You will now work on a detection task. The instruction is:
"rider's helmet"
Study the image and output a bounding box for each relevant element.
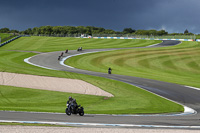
[69,96,72,100]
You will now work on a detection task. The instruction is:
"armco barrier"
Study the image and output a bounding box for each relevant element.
[89,37,196,41]
[0,35,22,47]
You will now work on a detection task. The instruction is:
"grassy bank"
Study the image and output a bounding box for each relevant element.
[0,37,183,114]
[0,36,161,52]
[66,41,200,88]
[0,33,12,43]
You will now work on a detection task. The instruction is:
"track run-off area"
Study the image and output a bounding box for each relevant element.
[1,40,200,129]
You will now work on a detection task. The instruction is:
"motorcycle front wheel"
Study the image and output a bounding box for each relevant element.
[65,108,71,116]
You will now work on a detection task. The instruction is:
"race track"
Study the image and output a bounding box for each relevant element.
[1,40,200,129]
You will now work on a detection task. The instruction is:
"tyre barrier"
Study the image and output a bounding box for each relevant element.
[0,35,22,47]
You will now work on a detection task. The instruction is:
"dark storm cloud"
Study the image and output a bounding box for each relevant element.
[0,0,200,33]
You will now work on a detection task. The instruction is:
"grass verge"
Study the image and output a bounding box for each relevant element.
[65,41,200,88]
[0,37,183,114]
[0,36,161,52]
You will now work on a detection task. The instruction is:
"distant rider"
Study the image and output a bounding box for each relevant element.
[67,96,73,109]
[61,52,64,56]
[72,99,78,109]
[58,55,61,60]
[67,96,73,105]
[67,96,77,110]
[108,67,112,74]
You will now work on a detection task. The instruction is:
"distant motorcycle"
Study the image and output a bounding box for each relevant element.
[108,69,111,74]
[77,47,82,51]
[58,55,61,60]
[65,103,84,116]
[108,67,112,74]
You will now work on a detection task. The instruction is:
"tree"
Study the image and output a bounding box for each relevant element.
[23,28,32,34]
[0,28,10,33]
[103,29,116,34]
[135,30,148,35]
[148,30,157,36]
[10,30,19,33]
[157,30,168,36]
[184,29,189,34]
[32,27,41,35]
[77,26,87,34]
[123,28,135,34]
[44,26,53,35]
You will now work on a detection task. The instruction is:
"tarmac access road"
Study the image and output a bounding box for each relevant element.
[1,40,200,129]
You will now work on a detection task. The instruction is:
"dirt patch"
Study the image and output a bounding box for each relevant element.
[0,72,113,97]
[0,126,199,133]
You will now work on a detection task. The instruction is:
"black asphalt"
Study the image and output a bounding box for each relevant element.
[1,40,200,128]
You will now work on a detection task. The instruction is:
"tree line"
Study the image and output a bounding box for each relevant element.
[0,26,195,36]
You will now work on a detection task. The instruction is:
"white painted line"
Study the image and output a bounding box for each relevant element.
[1,120,200,129]
[1,108,195,117]
[107,79,196,116]
[146,41,163,47]
[24,56,57,70]
[184,106,196,115]
[60,50,196,116]
[185,86,200,91]
[60,51,100,69]
[23,45,196,117]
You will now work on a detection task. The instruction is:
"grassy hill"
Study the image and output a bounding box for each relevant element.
[0,36,183,114]
[0,33,17,43]
[0,33,11,41]
[66,41,200,88]
[0,36,161,52]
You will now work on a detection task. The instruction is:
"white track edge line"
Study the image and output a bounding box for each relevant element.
[60,50,196,116]
[23,42,196,116]
[1,120,200,129]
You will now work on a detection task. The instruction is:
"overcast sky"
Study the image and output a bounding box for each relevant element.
[0,0,199,33]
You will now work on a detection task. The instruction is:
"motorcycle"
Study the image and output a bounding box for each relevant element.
[108,69,112,74]
[65,103,84,116]
[77,47,82,51]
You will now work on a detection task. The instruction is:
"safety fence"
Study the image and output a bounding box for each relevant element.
[0,34,17,43]
[26,34,198,40]
[31,34,82,37]
[92,34,196,39]
[82,36,199,42]
[0,35,22,47]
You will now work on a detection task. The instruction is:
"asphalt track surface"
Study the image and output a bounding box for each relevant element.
[1,40,200,129]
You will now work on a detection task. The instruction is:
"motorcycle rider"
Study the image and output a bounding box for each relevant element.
[65,49,68,53]
[66,96,73,108]
[58,55,61,60]
[61,52,64,56]
[108,67,112,74]
[65,96,84,116]
[72,98,78,109]
[67,96,78,111]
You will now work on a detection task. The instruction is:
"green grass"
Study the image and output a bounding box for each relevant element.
[0,82,183,114]
[0,36,183,114]
[0,33,11,42]
[66,41,200,88]
[0,33,10,39]
[196,35,200,39]
[0,36,161,52]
